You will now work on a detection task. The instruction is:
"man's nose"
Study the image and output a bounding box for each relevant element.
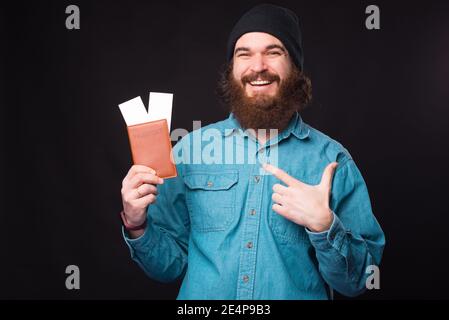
[249,54,268,73]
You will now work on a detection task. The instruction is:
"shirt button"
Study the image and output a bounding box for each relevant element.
[207,181,213,187]
[250,209,256,216]
[254,175,260,183]
[242,275,249,283]
[246,242,253,249]
[259,148,265,154]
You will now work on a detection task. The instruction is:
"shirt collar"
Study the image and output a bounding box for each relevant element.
[219,112,310,140]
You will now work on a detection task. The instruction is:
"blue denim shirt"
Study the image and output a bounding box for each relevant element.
[123,113,385,299]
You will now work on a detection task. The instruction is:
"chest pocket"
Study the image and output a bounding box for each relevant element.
[184,171,238,232]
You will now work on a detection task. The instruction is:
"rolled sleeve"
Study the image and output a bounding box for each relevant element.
[122,224,158,259]
[306,212,347,252]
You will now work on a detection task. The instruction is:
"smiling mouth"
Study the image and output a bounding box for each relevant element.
[249,80,273,86]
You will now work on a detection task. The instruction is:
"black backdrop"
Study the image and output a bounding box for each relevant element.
[1,0,448,299]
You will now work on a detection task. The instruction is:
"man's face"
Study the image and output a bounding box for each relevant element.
[218,31,310,132]
[232,32,293,99]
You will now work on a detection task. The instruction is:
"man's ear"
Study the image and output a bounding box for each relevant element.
[229,58,235,73]
[229,60,239,81]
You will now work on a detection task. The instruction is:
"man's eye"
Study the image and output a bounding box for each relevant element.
[267,51,282,56]
[237,53,250,58]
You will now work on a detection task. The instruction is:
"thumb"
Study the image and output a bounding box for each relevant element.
[320,162,338,191]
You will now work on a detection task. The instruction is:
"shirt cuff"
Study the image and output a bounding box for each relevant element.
[122,223,156,258]
[306,212,347,251]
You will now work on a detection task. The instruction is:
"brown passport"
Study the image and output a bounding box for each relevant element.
[126,119,177,179]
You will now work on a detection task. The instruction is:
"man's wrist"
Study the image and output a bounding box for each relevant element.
[120,210,148,231]
[308,209,334,233]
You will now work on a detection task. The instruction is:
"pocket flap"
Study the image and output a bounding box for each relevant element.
[184,171,238,190]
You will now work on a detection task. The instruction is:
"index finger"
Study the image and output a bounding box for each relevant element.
[263,163,298,187]
[124,165,156,183]
[129,173,163,189]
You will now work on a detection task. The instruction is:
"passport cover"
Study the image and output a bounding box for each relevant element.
[126,119,177,179]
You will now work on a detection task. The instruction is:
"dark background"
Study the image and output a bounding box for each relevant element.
[1,0,448,299]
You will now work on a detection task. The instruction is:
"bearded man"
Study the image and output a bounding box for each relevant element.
[119,4,385,299]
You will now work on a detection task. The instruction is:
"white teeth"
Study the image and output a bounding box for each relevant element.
[250,80,271,86]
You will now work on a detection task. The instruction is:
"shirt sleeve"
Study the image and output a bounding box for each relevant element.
[306,158,385,297]
[122,161,190,283]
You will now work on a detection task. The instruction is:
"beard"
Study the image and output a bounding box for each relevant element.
[217,64,307,131]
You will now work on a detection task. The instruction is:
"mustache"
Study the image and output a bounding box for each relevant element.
[241,71,280,84]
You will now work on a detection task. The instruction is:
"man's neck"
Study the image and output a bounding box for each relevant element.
[256,131,269,145]
[246,128,279,146]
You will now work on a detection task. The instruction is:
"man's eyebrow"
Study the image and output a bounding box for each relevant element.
[234,44,286,55]
[265,44,286,52]
[234,47,250,55]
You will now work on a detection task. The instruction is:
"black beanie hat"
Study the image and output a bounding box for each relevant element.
[227,4,304,70]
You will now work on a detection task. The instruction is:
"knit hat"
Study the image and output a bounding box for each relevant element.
[226,4,304,70]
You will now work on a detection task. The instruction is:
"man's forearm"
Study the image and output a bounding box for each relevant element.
[307,214,380,297]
